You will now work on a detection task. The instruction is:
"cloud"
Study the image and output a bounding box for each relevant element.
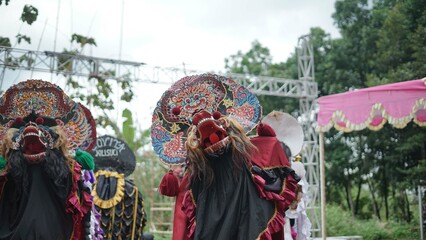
[1,0,339,68]
[0,0,340,130]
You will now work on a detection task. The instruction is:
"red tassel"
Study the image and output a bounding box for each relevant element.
[159,170,180,197]
[257,123,276,137]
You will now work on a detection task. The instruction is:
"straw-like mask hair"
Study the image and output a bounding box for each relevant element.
[186,115,256,188]
[3,118,72,195]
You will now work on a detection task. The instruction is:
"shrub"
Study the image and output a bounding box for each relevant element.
[326,204,420,240]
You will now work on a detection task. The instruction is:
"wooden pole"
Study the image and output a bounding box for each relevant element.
[319,131,326,239]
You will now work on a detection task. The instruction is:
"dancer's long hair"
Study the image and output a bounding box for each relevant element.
[186,116,257,188]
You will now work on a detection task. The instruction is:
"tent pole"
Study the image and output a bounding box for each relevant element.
[419,185,424,240]
[319,131,326,239]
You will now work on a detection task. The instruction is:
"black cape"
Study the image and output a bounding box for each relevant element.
[190,153,276,240]
[0,164,73,240]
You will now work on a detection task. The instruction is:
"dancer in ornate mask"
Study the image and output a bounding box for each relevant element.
[152,73,299,240]
[0,80,101,240]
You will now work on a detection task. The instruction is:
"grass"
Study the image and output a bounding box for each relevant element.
[326,204,421,240]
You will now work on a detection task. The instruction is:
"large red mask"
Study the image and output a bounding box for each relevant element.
[11,114,58,163]
[192,110,229,155]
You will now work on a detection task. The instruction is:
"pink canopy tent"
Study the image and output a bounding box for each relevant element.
[318,78,426,132]
[316,78,426,239]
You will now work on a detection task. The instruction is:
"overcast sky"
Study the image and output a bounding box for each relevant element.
[0,0,340,130]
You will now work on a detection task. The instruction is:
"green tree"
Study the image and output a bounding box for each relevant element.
[224,40,299,115]
[321,0,426,223]
[373,0,426,81]
[331,0,378,90]
[225,40,272,76]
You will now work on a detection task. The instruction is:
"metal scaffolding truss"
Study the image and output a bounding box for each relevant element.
[0,46,317,99]
[297,35,321,237]
[0,46,145,82]
[0,37,320,236]
[227,73,317,99]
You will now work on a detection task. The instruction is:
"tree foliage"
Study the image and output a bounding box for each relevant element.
[0,2,37,47]
[225,40,272,76]
[0,0,10,6]
[71,34,97,48]
[20,4,38,25]
[0,37,11,47]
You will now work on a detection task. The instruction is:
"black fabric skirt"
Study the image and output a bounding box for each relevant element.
[190,154,276,240]
[0,164,73,240]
